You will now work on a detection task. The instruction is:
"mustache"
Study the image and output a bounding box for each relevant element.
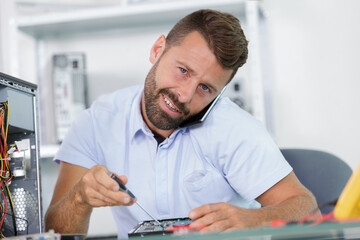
[159,89,190,115]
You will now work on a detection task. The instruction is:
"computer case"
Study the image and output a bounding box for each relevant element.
[0,72,42,237]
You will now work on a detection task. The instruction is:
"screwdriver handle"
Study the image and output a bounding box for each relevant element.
[110,173,137,203]
[108,172,163,228]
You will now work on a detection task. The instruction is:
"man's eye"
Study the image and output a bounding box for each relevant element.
[200,84,209,91]
[179,67,188,74]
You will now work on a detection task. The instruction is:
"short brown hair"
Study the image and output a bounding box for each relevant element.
[166,9,248,81]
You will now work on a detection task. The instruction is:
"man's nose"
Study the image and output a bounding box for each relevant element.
[177,81,197,103]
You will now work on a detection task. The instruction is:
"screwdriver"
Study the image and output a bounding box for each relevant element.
[108,172,164,228]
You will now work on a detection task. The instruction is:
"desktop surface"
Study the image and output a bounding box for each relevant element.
[90,220,360,240]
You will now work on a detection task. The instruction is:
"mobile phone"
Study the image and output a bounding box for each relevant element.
[179,85,227,128]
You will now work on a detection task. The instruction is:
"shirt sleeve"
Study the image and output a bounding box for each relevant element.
[201,98,293,202]
[223,130,293,201]
[54,109,99,169]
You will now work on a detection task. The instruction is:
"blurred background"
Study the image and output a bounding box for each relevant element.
[1,0,359,237]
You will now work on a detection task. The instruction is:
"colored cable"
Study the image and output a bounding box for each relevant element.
[4,182,17,235]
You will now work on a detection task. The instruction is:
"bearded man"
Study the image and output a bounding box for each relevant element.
[45,9,317,239]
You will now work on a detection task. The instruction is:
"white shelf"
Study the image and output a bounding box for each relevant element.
[17,0,247,37]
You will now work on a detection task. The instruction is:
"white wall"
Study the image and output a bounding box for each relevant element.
[262,0,360,170]
[18,31,37,84]
[0,0,20,77]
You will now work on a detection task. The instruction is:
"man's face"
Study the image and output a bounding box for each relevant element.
[142,31,233,134]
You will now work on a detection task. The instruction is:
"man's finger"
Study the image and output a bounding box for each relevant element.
[108,174,128,191]
[87,167,133,205]
[189,203,218,219]
[190,210,227,229]
[95,184,133,205]
[117,175,128,185]
[93,167,119,191]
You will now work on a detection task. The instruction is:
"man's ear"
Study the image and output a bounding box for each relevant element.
[150,35,166,64]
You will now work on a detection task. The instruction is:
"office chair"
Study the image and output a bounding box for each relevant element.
[280,149,353,214]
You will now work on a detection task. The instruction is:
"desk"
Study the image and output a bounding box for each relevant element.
[113,221,360,240]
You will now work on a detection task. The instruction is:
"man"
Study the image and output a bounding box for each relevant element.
[45,9,317,238]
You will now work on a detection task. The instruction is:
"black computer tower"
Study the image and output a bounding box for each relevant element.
[0,72,42,237]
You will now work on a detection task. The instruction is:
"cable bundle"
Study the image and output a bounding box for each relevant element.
[0,102,17,237]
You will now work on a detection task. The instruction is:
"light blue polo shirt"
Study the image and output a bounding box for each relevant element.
[55,85,292,239]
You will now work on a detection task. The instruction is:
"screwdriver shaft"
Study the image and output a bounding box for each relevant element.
[108,172,163,228]
[135,202,163,227]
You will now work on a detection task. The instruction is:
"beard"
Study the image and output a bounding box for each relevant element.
[143,61,194,130]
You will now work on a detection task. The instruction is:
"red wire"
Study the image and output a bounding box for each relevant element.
[0,142,3,158]
[4,173,13,183]
[0,181,7,228]
[0,141,4,177]
[297,211,336,225]
[270,211,338,228]
[0,110,6,176]
[0,125,5,158]
[1,112,6,158]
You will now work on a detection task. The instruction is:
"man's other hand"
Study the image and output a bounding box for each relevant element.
[187,172,318,233]
[188,203,263,233]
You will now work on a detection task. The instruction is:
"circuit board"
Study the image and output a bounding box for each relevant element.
[128,218,195,237]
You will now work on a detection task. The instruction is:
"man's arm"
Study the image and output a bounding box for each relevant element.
[188,171,318,232]
[45,162,132,233]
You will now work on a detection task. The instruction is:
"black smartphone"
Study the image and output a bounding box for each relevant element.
[179,85,227,128]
